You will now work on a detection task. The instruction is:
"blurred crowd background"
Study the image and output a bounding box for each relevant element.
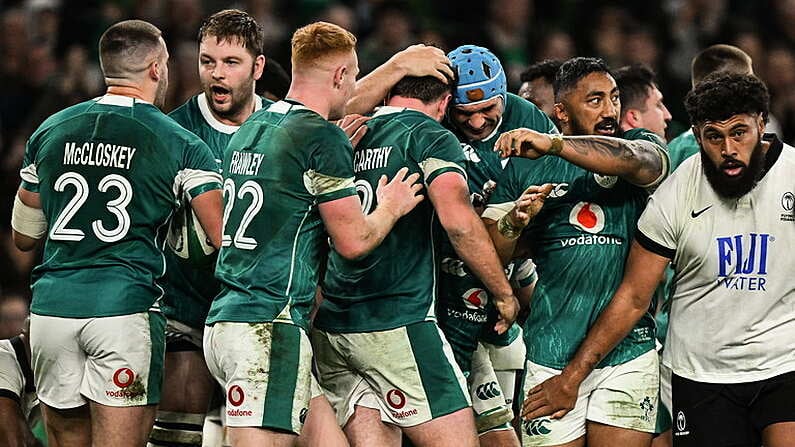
[1,0,793,338]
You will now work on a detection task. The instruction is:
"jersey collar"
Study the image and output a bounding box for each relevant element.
[373,106,407,117]
[197,93,263,135]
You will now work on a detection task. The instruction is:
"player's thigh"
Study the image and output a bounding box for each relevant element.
[479,426,521,447]
[586,350,658,436]
[586,420,652,447]
[296,383,349,447]
[90,401,157,446]
[521,359,590,446]
[203,321,313,435]
[402,407,478,447]
[80,311,166,408]
[159,349,215,413]
[226,426,296,447]
[29,314,87,409]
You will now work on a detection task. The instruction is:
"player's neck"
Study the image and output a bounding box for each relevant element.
[285,81,332,120]
[387,97,441,121]
[106,85,154,104]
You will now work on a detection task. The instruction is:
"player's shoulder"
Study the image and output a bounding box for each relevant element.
[503,93,557,132]
[167,94,200,127]
[30,98,98,139]
[241,101,348,148]
[621,127,667,149]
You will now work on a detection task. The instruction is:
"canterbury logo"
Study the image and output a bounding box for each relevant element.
[523,418,552,436]
[475,381,501,400]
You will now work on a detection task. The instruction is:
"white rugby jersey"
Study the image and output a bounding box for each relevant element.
[637,134,795,383]
[0,337,38,419]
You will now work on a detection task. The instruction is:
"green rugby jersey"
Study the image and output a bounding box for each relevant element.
[314,106,467,333]
[484,128,668,369]
[447,93,558,201]
[161,93,270,329]
[438,94,557,350]
[20,94,222,318]
[667,129,698,171]
[206,100,357,331]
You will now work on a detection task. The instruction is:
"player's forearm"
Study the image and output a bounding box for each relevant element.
[339,206,400,260]
[483,218,521,266]
[558,136,666,186]
[191,190,223,249]
[345,61,405,115]
[446,213,514,300]
[562,284,652,384]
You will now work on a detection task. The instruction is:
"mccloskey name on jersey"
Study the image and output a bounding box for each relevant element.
[228,151,265,176]
[354,146,392,172]
[63,141,136,169]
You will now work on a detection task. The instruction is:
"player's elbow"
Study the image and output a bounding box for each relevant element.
[12,231,38,252]
[334,240,371,261]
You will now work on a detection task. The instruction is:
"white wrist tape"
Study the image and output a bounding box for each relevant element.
[11,195,47,239]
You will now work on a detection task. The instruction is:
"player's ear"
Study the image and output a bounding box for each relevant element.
[439,93,452,117]
[333,64,346,89]
[692,126,702,145]
[148,60,161,82]
[554,102,567,124]
[253,55,266,81]
[625,109,641,128]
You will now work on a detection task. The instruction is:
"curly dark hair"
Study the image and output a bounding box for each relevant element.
[198,9,264,57]
[684,73,769,127]
[553,57,611,102]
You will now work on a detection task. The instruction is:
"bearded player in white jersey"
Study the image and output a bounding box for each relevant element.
[523,72,795,447]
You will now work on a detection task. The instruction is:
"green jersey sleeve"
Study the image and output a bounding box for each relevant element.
[306,129,356,203]
[414,123,467,185]
[180,139,223,201]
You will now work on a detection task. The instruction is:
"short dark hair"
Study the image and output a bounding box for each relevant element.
[613,64,658,113]
[520,59,562,84]
[256,59,290,99]
[554,57,611,102]
[198,9,264,57]
[685,73,769,127]
[99,20,163,78]
[389,75,454,104]
[691,44,753,86]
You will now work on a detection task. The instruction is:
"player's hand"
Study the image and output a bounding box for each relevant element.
[521,373,580,421]
[391,44,454,84]
[376,167,424,219]
[336,114,371,148]
[509,184,554,228]
[493,293,519,334]
[494,128,553,159]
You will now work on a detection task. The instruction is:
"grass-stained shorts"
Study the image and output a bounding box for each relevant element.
[203,321,313,435]
[312,321,470,428]
[30,311,165,409]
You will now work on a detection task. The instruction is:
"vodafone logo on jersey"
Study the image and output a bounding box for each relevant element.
[228,385,245,406]
[227,385,253,417]
[386,389,406,409]
[569,202,605,234]
[462,288,489,310]
[113,368,135,388]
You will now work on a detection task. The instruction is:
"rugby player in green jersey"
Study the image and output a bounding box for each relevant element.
[11,20,223,447]
[313,69,521,447]
[202,22,423,447]
[150,10,269,447]
[485,57,669,447]
[345,44,559,444]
